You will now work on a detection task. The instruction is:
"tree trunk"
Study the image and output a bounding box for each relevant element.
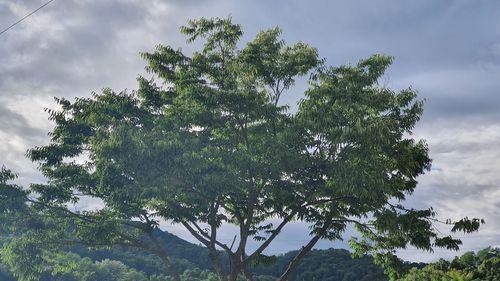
[208,246,228,281]
[145,231,182,281]
[229,254,241,281]
[242,267,255,281]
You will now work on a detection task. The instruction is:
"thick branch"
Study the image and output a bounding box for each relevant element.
[181,221,210,247]
[182,221,229,281]
[277,233,322,281]
[244,214,293,264]
[238,194,256,254]
[190,220,232,253]
[277,221,332,281]
[145,231,181,281]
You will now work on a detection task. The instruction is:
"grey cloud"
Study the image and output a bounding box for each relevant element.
[1,0,500,261]
[431,139,500,155]
[391,64,500,122]
[224,1,500,122]
[0,102,47,185]
[0,102,45,139]
[1,1,153,94]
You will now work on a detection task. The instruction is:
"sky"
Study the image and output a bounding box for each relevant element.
[1,0,499,263]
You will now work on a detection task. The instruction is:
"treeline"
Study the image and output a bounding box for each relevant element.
[1,229,497,280]
[251,248,387,281]
[0,251,219,281]
[0,230,387,281]
[0,249,387,281]
[397,247,499,281]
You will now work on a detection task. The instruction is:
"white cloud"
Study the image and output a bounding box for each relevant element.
[1,0,499,262]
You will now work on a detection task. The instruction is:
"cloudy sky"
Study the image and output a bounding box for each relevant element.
[1,0,499,262]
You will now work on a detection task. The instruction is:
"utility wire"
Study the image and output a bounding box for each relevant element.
[0,0,56,36]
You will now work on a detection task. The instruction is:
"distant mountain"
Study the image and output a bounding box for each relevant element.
[71,229,216,275]
[66,230,389,280]
[1,230,390,280]
[251,248,388,281]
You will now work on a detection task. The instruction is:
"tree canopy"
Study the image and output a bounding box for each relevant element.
[0,17,483,281]
[397,247,500,281]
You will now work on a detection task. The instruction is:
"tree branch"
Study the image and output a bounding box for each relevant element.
[244,214,293,264]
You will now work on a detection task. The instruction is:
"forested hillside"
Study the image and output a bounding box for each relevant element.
[251,248,388,281]
[397,247,500,281]
[0,230,388,281]
[2,230,498,280]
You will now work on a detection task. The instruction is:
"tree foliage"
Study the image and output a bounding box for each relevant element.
[398,247,500,281]
[0,17,483,281]
[0,237,391,281]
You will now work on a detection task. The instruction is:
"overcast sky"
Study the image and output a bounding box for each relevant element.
[1,0,499,263]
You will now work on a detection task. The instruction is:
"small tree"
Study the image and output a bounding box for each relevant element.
[0,17,483,281]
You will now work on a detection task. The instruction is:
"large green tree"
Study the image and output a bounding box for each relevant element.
[0,17,483,281]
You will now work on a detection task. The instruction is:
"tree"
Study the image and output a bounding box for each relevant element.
[397,265,449,281]
[0,17,483,281]
[397,247,500,281]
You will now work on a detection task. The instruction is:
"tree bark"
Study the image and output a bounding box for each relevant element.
[242,267,255,281]
[229,254,241,281]
[181,221,231,281]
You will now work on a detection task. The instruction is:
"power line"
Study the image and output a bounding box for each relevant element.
[0,0,56,36]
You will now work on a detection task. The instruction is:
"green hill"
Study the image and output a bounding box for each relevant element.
[0,230,390,280]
